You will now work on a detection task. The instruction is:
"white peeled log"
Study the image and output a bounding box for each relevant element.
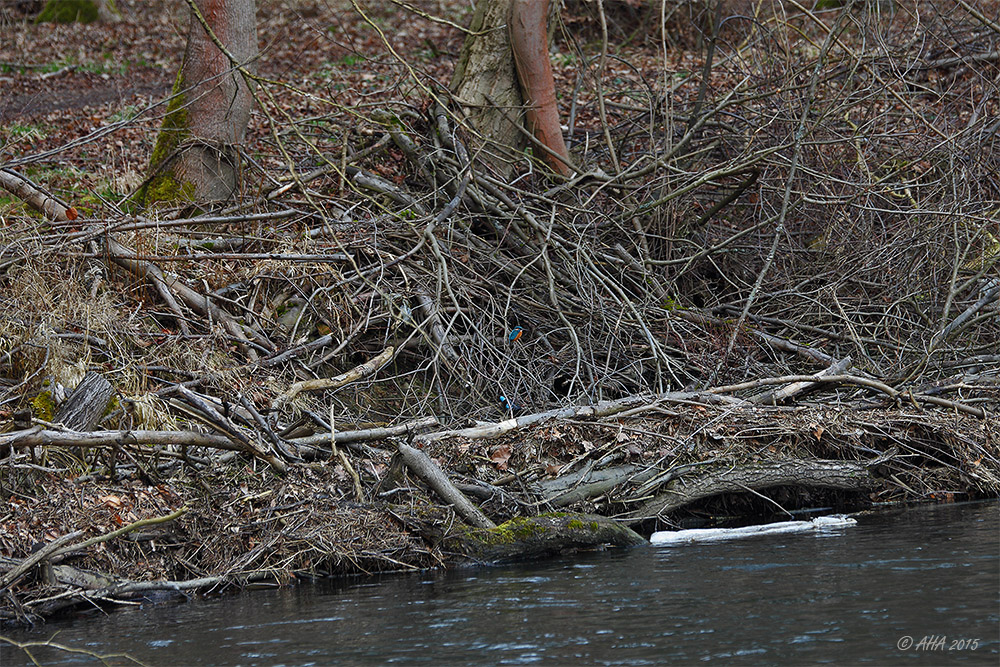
[650,515,857,545]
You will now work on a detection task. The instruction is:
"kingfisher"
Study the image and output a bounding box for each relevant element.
[507,326,524,343]
[500,394,524,414]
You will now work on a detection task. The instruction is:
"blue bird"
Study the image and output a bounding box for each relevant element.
[500,395,524,414]
[508,326,524,343]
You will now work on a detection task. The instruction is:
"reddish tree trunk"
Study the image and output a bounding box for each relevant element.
[509,0,571,176]
[143,0,258,205]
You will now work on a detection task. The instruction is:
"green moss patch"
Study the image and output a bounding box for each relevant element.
[36,0,100,24]
[139,70,194,206]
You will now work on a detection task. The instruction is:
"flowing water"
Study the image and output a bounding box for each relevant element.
[2,501,998,665]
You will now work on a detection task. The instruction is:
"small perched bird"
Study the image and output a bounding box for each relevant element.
[508,326,524,343]
[500,394,524,414]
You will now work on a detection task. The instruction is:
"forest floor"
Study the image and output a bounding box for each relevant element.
[1,0,999,628]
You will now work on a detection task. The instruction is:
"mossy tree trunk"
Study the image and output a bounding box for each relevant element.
[451,0,564,178]
[142,0,258,206]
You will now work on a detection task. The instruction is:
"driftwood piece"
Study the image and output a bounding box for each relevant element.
[290,416,439,447]
[48,564,125,589]
[54,372,115,431]
[397,441,496,529]
[273,345,395,408]
[533,464,653,508]
[444,512,645,563]
[420,390,744,443]
[625,458,878,523]
[752,356,853,405]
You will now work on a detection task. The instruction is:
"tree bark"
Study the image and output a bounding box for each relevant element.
[35,0,120,23]
[509,0,571,176]
[142,0,258,206]
[625,459,876,523]
[451,0,522,177]
[451,0,563,177]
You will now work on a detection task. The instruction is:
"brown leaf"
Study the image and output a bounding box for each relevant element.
[100,494,123,508]
[491,445,512,471]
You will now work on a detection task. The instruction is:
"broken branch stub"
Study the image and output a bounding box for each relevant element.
[54,371,115,432]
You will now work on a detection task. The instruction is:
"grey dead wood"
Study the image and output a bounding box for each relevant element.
[54,371,115,431]
[397,441,496,529]
[624,458,879,524]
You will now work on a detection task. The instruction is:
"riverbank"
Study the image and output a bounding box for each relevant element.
[3,398,997,626]
[4,500,997,665]
[2,0,999,628]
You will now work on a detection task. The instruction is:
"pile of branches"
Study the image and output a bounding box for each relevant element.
[0,0,998,624]
[1,1,997,423]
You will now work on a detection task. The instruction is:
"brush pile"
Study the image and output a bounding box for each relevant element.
[1,0,998,624]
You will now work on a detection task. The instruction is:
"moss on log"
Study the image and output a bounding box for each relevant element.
[445,512,646,563]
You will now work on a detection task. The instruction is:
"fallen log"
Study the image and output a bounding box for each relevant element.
[624,458,880,523]
[0,167,78,221]
[397,441,496,529]
[444,512,645,563]
[0,427,239,450]
[532,464,655,508]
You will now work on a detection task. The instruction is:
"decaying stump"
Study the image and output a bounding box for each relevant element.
[54,371,115,431]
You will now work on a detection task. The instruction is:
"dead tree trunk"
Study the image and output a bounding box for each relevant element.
[141,0,258,206]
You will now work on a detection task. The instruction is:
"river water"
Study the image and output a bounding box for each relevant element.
[2,501,998,665]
